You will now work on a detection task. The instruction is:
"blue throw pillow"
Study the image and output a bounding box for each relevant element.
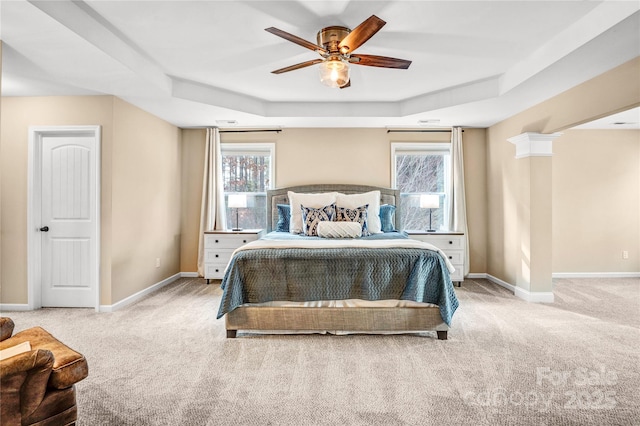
[336,204,370,237]
[301,203,336,236]
[276,204,290,232]
[379,204,396,232]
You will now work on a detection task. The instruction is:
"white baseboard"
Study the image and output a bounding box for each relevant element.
[514,287,554,303]
[465,273,554,302]
[465,273,487,280]
[3,273,201,313]
[553,272,640,279]
[486,274,517,293]
[0,303,32,312]
[466,273,516,292]
[180,272,199,278]
[99,272,182,312]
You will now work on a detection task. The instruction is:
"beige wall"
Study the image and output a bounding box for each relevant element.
[0,95,181,306]
[179,127,488,274]
[222,128,393,187]
[110,98,182,303]
[486,57,640,286]
[553,129,639,273]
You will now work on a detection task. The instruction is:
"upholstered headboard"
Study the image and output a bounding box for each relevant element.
[266,184,401,232]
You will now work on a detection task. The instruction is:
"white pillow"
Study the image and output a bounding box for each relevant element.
[317,221,362,238]
[335,191,382,233]
[288,191,338,233]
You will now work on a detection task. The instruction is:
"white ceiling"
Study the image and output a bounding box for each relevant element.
[1,0,639,129]
[572,106,640,130]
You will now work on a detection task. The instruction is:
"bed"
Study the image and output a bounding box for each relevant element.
[217,184,458,340]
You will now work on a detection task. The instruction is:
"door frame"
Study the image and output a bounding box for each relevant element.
[28,125,101,311]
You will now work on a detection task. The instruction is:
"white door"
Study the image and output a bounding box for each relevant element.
[39,132,99,307]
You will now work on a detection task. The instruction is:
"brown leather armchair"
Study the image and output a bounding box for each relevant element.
[0,317,89,426]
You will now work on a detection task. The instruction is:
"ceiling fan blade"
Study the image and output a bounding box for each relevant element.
[349,54,411,69]
[339,80,351,89]
[265,27,328,55]
[271,59,324,74]
[338,15,386,54]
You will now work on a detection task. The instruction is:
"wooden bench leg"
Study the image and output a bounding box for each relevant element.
[226,330,237,338]
[436,330,447,340]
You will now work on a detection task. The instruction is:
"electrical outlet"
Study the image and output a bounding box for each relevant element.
[155,258,160,268]
[622,251,629,260]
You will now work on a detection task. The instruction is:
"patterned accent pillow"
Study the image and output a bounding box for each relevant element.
[336,191,381,233]
[379,204,396,232]
[288,191,338,233]
[275,204,290,232]
[301,203,336,236]
[336,204,369,237]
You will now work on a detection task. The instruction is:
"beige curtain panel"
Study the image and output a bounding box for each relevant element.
[449,126,470,276]
[197,128,227,277]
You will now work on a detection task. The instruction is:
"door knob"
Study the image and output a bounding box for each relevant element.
[40,226,49,232]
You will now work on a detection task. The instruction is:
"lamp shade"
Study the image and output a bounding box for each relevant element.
[227,194,247,209]
[420,194,439,209]
[319,59,350,88]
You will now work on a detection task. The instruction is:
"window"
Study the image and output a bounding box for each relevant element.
[221,143,275,230]
[391,143,451,231]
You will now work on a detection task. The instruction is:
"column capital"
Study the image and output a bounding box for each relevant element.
[507,132,562,159]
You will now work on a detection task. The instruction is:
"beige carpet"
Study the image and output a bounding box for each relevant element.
[5,277,639,425]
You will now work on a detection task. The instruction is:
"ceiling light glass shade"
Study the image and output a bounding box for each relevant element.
[319,59,350,88]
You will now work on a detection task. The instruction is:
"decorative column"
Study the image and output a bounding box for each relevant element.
[507,132,562,302]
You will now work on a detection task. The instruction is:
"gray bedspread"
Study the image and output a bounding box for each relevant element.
[217,238,459,325]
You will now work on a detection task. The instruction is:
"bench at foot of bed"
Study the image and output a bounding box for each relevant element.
[224,306,449,340]
[226,328,447,339]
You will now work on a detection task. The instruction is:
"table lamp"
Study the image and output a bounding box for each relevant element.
[420,194,439,232]
[227,194,247,231]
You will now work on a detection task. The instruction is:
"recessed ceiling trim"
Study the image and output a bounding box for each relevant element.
[171,73,501,119]
[266,100,402,117]
[28,0,172,94]
[400,75,501,116]
[500,2,640,95]
[171,77,267,116]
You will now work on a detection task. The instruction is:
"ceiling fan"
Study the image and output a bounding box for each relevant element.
[265,15,411,89]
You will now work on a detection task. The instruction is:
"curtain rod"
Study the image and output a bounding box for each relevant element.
[219,129,282,133]
[386,129,463,133]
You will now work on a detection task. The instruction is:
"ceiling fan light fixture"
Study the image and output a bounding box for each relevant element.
[319,59,350,88]
[266,15,409,88]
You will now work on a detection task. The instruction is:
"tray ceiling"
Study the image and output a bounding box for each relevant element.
[1,1,638,128]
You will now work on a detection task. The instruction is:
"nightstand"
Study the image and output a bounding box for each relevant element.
[407,231,465,286]
[203,229,264,283]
